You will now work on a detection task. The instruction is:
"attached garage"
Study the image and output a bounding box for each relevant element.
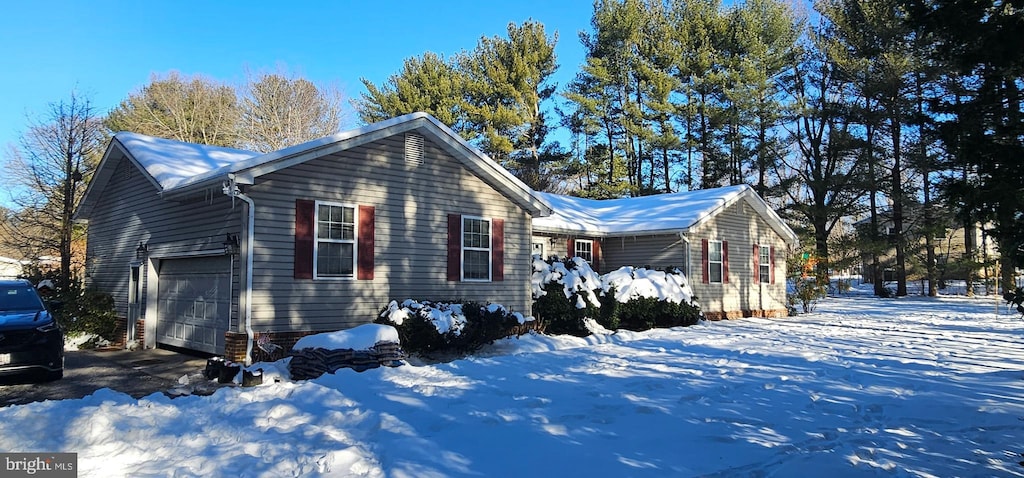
[156,257,232,354]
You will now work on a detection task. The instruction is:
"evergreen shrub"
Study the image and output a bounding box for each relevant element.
[376,300,538,357]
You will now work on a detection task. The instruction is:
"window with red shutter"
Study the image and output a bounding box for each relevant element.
[294,199,314,279]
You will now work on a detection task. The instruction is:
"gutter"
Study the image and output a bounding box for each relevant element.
[223,174,255,365]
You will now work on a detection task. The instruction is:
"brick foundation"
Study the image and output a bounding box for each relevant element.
[703,309,788,321]
[112,316,145,348]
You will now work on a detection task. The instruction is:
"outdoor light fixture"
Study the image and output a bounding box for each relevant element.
[135,241,148,259]
[223,234,240,256]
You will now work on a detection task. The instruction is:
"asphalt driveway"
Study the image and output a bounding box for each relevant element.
[0,347,211,407]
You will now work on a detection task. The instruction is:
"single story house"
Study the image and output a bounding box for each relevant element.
[76,113,550,362]
[76,112,798,361]
[532,186,799,319]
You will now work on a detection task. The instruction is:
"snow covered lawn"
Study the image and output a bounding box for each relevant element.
[2,294,1024,477]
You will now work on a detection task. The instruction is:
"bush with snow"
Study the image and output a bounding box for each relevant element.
[532,257,611,335]
[376,300,537,356]
[532,256,702,335]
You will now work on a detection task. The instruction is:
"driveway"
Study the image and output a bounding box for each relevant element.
[0,348,211,407]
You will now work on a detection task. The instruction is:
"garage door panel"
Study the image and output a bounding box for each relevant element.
[157,257,230,354]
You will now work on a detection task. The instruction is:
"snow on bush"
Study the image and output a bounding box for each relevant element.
[377,299,537,356]
[532,256,697,308]
[382,299,468,335]
[532,256,602,308]
[602,266,694,305]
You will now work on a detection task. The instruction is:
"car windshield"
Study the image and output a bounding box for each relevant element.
[0,285,45,312]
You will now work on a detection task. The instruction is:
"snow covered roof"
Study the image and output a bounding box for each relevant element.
[534,185,798,245]
[113,132,259,190]
[76,113,552,220]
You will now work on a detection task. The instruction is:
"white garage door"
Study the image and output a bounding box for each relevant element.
[157,257,231,354]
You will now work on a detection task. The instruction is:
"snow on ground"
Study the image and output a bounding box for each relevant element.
[3,294,1024,477]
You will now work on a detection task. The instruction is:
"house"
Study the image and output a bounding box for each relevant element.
[75,113,551,362]
[76,112,800,361]
[531,186,799,319]
[855,208,999,285]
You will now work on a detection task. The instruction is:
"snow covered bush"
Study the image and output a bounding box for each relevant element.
[604,267,701,330]
[376,300,537,356]
[532,257,702,335]
[532,257,613,336]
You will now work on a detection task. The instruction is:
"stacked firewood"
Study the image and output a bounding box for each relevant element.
[289,342,405,380]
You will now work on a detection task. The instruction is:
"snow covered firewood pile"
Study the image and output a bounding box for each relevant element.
[288,324,405,380]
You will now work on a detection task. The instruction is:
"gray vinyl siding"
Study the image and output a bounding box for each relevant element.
[532,234,567,260]
[84,152,242,336]
[244,134,533,332]
[531,198,789,315]
[601,235,687,271]
[688,199,788,314]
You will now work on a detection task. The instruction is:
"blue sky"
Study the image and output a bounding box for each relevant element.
[0,0,594,151]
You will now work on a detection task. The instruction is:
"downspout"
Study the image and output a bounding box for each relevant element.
[223,175,255,365]
[678,232,691,279]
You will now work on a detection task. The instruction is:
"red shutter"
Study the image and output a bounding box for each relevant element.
[357,205,375,280]
[723,240,730,283]
[770,246,776,284]
[753,244,760,284]
[294,199,315,279]
[701,239,709,284]
[592,238,602,273]
[447,214,461,281]
[491,218,504,281]
[567,237,575,259]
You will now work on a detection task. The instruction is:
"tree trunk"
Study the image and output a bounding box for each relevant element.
[866,119,884,296]
[891,110,908,297]
[918,75,937,297]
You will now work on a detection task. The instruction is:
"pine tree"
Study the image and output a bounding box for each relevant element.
[461,20,559,189]
[356,52,468,130]
[818,0,923,296]
[909,0,1024,290]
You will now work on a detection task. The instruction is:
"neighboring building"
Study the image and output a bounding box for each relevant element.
[532,186,799,319]
[856,209,998,284]
[0,256,26,280]
[75,113,551,362]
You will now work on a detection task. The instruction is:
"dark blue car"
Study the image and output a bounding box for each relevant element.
[0,280,63,380]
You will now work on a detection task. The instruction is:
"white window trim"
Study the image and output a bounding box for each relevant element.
[574,239,594,264]
[532,242,545,258]
[758,244,771,284]
[708,240,724,284]
[313,200,358,280]
[461,215,491,282]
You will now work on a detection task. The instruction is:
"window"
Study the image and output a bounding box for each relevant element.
[315,202,356,278]
[574,239,593,263]
[708,240,724,283]
[759,245,771,283]
[532,242,545,258]
[463,217,491,280]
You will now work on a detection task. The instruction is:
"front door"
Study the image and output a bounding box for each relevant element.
[127,263,142,343]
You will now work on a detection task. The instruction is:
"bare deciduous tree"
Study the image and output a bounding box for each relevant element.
[239,69,345,153]
[106,71,240,147]
[1,92,106,287]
